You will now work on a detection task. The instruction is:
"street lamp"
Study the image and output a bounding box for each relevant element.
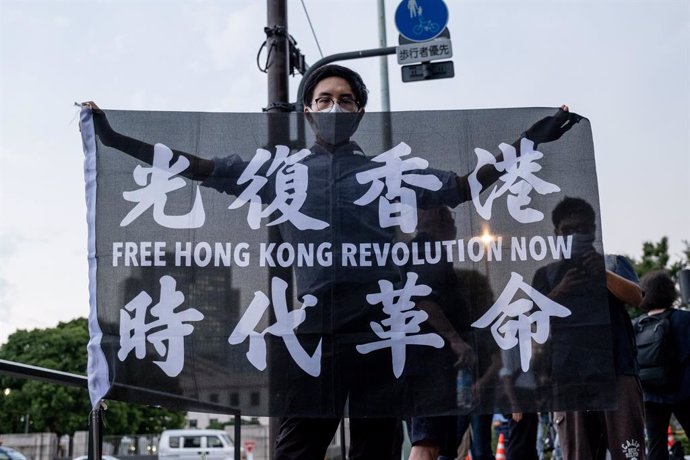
[480,230,495,247]
[480,226,496,279]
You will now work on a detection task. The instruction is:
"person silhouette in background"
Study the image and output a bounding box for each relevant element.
[635,270,690,460]
[532,197,645,460]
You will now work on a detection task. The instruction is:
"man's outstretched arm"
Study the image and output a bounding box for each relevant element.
[455,105,582,201]
[81,101,215,181]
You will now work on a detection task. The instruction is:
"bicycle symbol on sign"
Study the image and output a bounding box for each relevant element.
[413,17,440,36]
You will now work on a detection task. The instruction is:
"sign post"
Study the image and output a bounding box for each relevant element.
[394,0,449,43]
[394,0,454,82]
[401,60,454,82]
[396,38,452,65]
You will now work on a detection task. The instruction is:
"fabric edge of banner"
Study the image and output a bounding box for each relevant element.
[80,108,111,408]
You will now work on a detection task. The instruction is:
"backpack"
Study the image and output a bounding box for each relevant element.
[633,310,677,391]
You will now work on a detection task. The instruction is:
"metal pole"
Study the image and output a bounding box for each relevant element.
[88,404,103,460]
[377,0,391,112]
[234,415,242,460]
[267,0,290,112]
[377,0,394,151]
[266,1,290,457]
[679,269,690,305]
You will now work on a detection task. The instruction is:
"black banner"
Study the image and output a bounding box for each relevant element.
[80,108,614,417]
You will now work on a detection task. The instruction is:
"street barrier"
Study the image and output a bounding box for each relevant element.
[0,359,243,460]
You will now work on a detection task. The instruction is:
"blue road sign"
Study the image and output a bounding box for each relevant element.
[395,0,449,42]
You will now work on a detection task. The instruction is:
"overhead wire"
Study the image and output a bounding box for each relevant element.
[300,0,324,59]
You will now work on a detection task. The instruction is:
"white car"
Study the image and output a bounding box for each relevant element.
[72,456,119,460]
[0,447,28,460]
[158,429,244,460]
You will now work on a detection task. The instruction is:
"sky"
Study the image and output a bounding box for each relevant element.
[0,0,688,346]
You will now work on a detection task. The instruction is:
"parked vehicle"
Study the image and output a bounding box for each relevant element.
[158,429,244,460]
[72,455,120,460]
[73,456,119,460]
[0,447,27,460]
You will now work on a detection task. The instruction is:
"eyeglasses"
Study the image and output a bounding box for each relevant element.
[310,96,360,113]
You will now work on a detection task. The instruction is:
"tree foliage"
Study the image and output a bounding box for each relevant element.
[0,318,185,436]
[629,237,690,280]
[669,240,690,279]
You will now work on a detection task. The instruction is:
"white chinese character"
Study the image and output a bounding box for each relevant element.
[355,142,442,233]
[228,145,328,230]
[228,276,321,376]
[118,275,204,377]
[471,272,571,372]
[121,143,206,228]
[356,272,444,378]
[469,138,560,223]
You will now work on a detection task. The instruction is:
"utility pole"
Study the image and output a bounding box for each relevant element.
[377,0,394,151]
[265,0,290,455]
[266,0,289,113]
[377,0,391,112]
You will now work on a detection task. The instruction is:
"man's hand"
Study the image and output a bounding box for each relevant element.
[549,267,589,299]
[79,101,119,146]
[450,337,476,369]
[581,250,605,276]
[523,105,583,147]
[80,101,103,113]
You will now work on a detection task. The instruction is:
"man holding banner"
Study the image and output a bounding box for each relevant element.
[81,64,585,460]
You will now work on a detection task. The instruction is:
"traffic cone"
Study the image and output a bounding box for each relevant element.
[668,425,674,448]
[496,433,506,460]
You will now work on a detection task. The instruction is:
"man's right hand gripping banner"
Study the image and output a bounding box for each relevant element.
[80,107,615,417]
